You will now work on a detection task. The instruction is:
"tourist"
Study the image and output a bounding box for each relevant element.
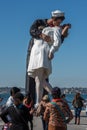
[61,94,71,104]
[36,95,50,130]
[6,87,20,107]
[0,92,30,130]
[27,10,71,108]
[72,92,84,125]
[44,87,73,130]
[23,92,34,130]
[61,94,67,102]
[0,87,21,130]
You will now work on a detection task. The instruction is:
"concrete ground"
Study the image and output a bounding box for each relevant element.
[0,111,87,130]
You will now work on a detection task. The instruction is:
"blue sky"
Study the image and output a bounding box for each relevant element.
[0,0,87,88]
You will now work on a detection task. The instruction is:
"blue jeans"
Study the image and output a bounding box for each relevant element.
[74,107,82,118]
[40,115,48,130]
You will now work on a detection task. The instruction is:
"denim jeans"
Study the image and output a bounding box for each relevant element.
[40,115,48,130]
[74,107,82,118]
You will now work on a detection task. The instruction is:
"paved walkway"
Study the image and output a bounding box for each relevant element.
[34,116,87,130]
[0,112,87,130]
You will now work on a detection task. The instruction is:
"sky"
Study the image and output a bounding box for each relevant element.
[0,0,87,88]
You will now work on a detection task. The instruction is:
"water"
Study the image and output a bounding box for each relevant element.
[0,92,10,106]
[0,92,87,110]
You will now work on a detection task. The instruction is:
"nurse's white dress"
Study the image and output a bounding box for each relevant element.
[27,26,62,78]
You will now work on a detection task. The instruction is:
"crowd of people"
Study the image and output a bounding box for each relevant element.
[0,86,87,130]
[0,86,74,130]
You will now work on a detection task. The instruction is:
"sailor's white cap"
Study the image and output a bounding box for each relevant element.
[51,10,65,17]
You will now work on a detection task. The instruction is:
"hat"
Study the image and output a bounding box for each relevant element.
[51,10,65,17]
[42,95,49,101]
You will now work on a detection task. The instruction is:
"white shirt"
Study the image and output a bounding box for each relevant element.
[6,96,14,107]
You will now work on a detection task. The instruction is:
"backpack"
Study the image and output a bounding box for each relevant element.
[73,99,83,108]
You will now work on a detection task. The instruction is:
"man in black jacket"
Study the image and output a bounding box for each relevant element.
[0,93,30,130]
[25,19,54,104]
